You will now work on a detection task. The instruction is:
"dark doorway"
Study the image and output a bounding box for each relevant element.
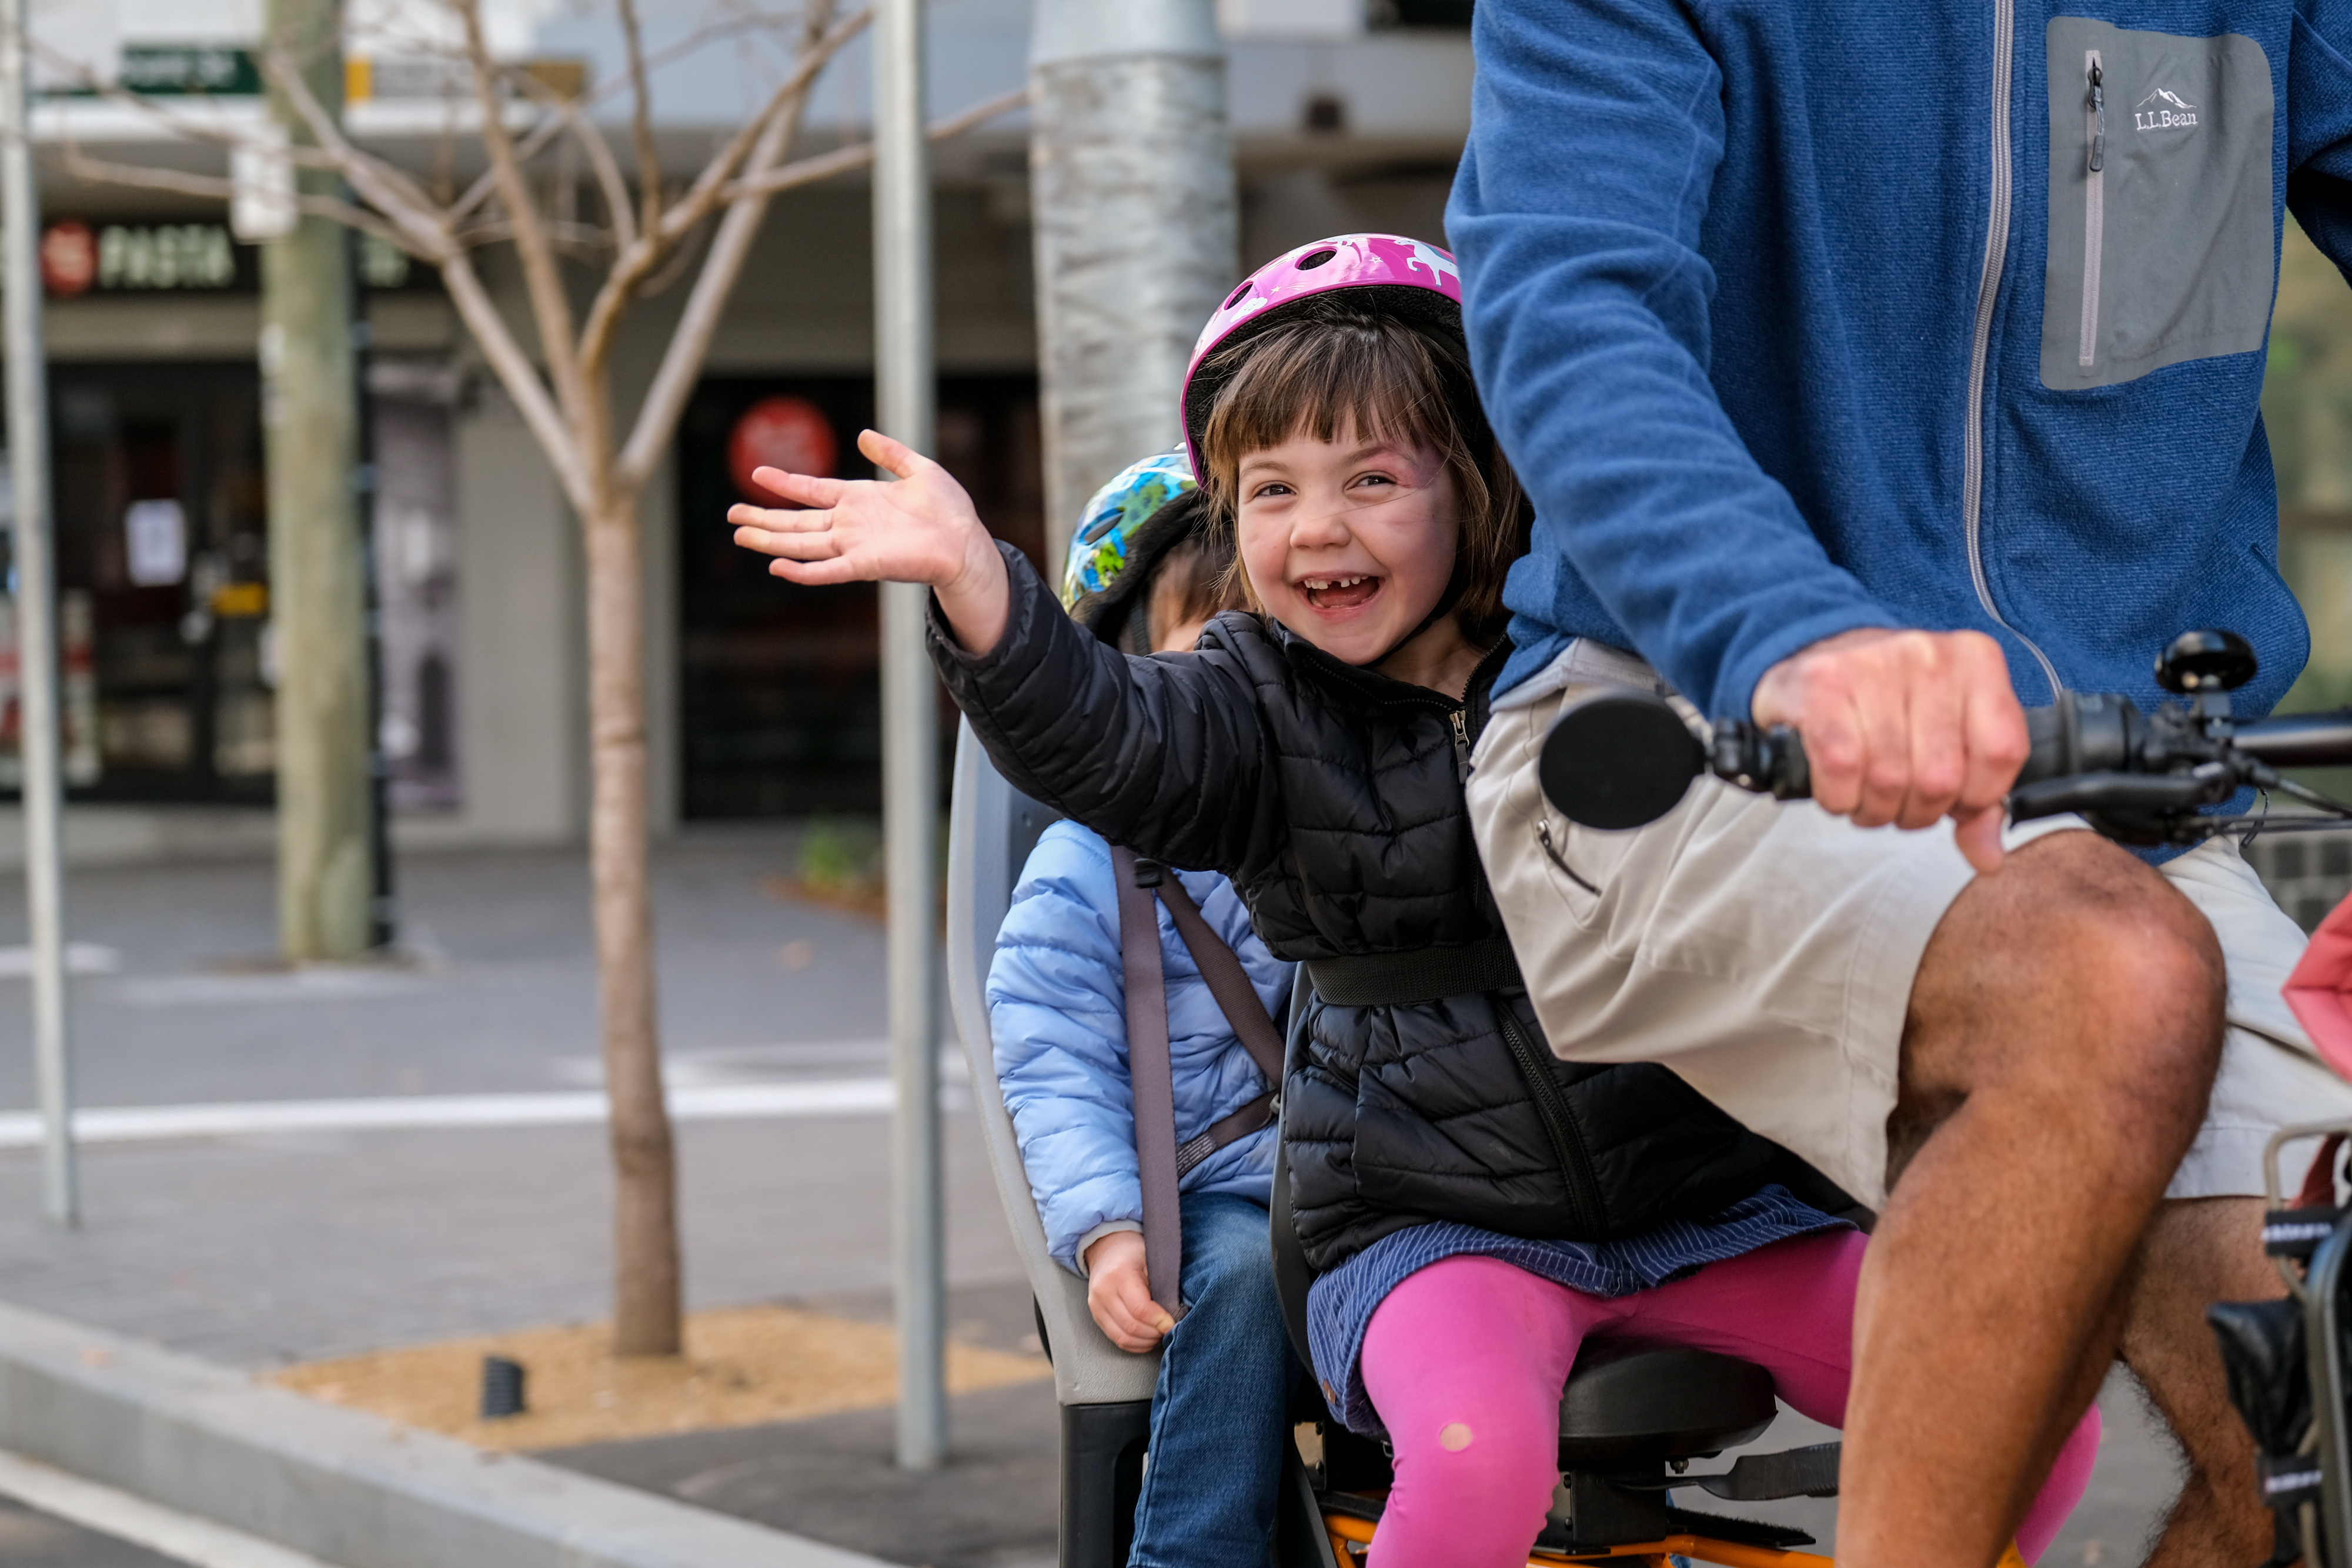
[677,375,1045,818]
[45,362,273,804]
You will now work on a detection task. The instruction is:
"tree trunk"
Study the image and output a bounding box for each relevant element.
[1030,0,1234,564]
[582,483,680,1358]
[265,0,373,961]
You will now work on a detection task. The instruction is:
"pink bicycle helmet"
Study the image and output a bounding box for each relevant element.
[1180,232,1464,480]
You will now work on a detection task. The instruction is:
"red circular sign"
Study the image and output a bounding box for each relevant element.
[39,221,95,297]
[728,396,837,505]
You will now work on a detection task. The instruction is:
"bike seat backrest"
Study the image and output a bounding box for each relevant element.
[946,723,1162,1408]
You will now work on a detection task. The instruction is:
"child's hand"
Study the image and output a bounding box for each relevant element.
[1083,1230,1175,1353]
[729,428,1013,654]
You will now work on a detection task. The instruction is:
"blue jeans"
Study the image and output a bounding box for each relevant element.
[1128,1191,1302,1568]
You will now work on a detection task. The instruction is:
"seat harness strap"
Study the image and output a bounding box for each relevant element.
[1110,845,1283,1317]
[1304,937,1523,1006]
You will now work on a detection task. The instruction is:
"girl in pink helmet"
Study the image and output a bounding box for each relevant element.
[730,235,2096,1567]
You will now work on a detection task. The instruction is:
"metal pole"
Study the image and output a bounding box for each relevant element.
[349,250,393,952]
[1030,0,1233,565]
[875,0,944,1473]
[1,0,76,1229]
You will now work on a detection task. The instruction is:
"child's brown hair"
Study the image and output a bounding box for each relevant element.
[1196,306,1531,646]
[1144,525,1241,649]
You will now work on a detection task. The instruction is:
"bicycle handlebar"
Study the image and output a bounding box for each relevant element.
[1536,632,2352,848]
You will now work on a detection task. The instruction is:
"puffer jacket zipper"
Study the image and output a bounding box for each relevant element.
[1496,1002,1604,1236]
[2079,52,2105,369]
[1961,0,2063,698]
[1279,629,1605,1231]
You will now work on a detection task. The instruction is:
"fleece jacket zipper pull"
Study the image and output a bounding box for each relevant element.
[2087,59,2104,172]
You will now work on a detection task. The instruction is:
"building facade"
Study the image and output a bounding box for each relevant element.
[11,0,1474,861]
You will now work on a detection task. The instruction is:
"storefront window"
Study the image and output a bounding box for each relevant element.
[677,375,1044,818]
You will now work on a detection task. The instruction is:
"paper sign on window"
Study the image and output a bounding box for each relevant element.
[124,499,187,586]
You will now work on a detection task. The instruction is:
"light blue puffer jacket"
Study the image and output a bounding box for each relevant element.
[988,819,1292,1274]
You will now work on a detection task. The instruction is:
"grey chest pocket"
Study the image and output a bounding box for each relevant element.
[2040,19,2274,390]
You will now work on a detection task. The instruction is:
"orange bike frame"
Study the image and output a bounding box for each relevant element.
[1321,1509,2032,1568]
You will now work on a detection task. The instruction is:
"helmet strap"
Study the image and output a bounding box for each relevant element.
[1372,555,1469,667]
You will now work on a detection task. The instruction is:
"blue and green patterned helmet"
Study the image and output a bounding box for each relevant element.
[1060,447,1198,614]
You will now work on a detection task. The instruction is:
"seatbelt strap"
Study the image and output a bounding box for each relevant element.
[1154,875,1286,1083]
[1110,845,1284,1318]
[1112,846,1187,1319]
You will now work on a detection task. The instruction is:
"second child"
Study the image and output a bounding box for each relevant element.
[990,450,1300,1567]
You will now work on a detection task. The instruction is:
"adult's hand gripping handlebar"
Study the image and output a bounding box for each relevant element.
[1536,630,2352,848]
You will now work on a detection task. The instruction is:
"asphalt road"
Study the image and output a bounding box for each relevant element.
[0,1496,184,1568]
[0,833,2227,1564]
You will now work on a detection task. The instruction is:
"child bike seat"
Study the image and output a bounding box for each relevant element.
[1554,1340,1776,1466]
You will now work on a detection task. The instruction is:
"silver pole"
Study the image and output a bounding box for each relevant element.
[0,0,75,1229]
[875,0,944,1472]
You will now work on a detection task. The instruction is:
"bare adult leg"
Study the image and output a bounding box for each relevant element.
[1836,831,2227,1568]
[2117,1197,2280,1567]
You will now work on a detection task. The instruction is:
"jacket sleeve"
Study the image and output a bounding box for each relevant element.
[930,542,1279,879]
[2288,6,2352,278]
[987,823,1146,1274]
[1446,0,1900,721]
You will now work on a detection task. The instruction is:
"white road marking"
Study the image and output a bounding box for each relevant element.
[0,944,121,977]
[112,969,426,1006]
[0,1448,338,1567]
[0,1078,900,1149]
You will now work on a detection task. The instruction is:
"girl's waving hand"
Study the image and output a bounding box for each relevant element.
[729,427,1013,654]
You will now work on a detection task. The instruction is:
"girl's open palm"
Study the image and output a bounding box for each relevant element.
[729,427,1012,653]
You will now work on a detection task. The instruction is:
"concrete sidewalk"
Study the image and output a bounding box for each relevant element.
[0,834,1055,1566]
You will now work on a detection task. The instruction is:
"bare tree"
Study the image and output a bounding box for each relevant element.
[58,0,1021,1356]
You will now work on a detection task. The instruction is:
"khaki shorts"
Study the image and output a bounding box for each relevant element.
[1466,639,2352,1208]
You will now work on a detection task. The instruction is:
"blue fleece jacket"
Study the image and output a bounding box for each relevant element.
[987,821,1292,1273]
[1449,0,2352,723]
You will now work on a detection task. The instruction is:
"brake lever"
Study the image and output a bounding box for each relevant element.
[2007,769,2233,825]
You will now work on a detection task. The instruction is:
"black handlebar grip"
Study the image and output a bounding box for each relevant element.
[1537,686,2179,832]
[1710,723,1810,800]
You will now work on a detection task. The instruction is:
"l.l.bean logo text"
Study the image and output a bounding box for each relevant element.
[2134,86,2199,132]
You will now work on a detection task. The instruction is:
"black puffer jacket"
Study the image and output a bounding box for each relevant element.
[936,546,1799,1272]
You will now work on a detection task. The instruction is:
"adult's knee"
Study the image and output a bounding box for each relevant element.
[2035,838,2224,1104]
[1913,833,2223,1133]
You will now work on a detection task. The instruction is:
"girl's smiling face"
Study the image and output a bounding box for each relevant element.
[1235,422,1460,668]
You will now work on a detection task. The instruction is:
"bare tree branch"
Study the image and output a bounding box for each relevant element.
[440,252,593,513]
[636,207,715,298]
[265,46,462,262]
[453,0,591,444]
[614,0,664,244]
[25,37,353,178]
[439,4,827,232]
[648,5,868,252]
[503,71,636,254]
[723,85,1028,202]
[59,142,412,252]
[455,215,614,252]
[620,0,864,486]
[574,2,866,379]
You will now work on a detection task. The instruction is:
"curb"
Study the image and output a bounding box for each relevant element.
[0,1298,892,1568]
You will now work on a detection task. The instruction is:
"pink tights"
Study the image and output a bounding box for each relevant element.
[1358,1234,2100,1567]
